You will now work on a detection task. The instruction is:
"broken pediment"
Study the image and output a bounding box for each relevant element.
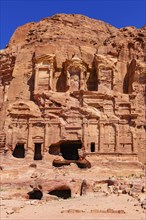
[35,54,56,66]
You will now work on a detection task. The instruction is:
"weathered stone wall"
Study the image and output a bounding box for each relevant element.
[0,14,145,163]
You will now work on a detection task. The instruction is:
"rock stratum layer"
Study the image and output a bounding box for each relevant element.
[0,14,145,163]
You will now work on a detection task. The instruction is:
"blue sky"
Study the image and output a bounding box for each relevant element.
[0,0,146,49]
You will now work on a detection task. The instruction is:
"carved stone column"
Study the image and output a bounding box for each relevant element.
[115,124,119,152]
[82,118,88,151]
[44,123,49,151]
[99,123,104,152]
[131,130,137,153]
[27,123,33,151]
[60,124,66,139]
[12,125,17,151]
[24,143,27,152]
[80,70,84,90]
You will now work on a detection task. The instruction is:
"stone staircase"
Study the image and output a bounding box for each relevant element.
[0,132,6,153]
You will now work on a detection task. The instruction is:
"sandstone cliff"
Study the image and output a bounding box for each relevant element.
[0,14,145,163]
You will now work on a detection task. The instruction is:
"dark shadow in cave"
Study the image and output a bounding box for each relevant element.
[27,188,43,200]
[12,143,25,158]
[28,188,43,200]
[60,140,82,160]
[49,189,71,199]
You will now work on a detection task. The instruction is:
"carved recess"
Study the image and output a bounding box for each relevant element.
[34,54,56,94]
[63,54,89,92]
[95,55,114,91]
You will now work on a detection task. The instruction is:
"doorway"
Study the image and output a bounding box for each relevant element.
[13,143,25,158]
[34,143,42,160]
[90,142,95,152]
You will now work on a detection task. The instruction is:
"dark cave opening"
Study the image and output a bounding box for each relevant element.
[48,189,71,199]
[60,140,82,160]
[12,143,25,158]
[28,189,43,200]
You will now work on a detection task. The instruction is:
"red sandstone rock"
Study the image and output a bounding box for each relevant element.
[0,13,145,165]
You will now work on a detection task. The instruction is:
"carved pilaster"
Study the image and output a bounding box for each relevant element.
[115,124,119,152]
[99,123,104,152]
[12,125,17,151]
[82,118,88,150]
[60,124,66,139]
[131,129,137,153]
[80,70,84,90]
[44,123,49,151]
[27,123,33,150]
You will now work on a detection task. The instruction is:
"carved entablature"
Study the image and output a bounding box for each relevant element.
[64,54,89,92]
[34,54,56,93]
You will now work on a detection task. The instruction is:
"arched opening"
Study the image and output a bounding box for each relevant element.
[28,188,43,200]
[48,188,71,199]
[34,143,42,160]
[60,140,82,160]
[13,143,25,158]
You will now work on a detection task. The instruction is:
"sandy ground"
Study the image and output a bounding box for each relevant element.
[0,154,146,220]
[1,193,146,220]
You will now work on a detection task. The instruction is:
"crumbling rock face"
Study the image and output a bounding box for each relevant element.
[0,14,145,163]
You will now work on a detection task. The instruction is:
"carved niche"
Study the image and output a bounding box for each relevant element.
[119,124,133,153]
[64,54,88,92]
[98,65,113,90]
[123,59,136,94]
[95,55,114,90]
[102,124,116,153]
[34,54,56,93]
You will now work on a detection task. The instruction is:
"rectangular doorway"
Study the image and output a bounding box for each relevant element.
[34,143,42,160]
[90,142,95,152]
